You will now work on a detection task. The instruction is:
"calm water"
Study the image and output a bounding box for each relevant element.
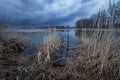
[23,29,120,53]
[24,29,81,53]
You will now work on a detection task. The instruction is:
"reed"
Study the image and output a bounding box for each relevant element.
[77,30,120,80]
[20,0,120,80]
[37,29,61,64]
[76,1,120,79]
[27,29,62,80]
[0,25,28,58]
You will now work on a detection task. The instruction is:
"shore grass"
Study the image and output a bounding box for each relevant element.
[37,30,61,64]
[0,27,120,80]
[24,30,63,80]
[76,30,120,80]
[25,1,120,79]
[0,0,120,79]
[0,26,29,80]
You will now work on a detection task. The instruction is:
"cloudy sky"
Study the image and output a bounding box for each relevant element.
[0,0,119,26]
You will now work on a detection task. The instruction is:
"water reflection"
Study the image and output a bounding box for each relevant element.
[75,29,120,42]
[24,29,120,53]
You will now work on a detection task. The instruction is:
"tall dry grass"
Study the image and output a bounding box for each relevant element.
[77,1,120,79]
[37,30,61,64]
[0,25,28,58]
[20,0,120,80]
[26,30,62,80]
[0,25,29,80]
[78,30,120,80]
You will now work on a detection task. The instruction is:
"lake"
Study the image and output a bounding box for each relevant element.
[23,29,81,53]
[20,29,120,54]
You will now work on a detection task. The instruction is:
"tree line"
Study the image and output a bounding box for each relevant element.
[75,1,120,29]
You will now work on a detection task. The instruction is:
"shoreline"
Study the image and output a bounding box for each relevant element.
[13,28,120,33]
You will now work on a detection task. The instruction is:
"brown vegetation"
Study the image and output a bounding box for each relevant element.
[75,30,120,80]
[23,1,120,80]
[0,0,120,80]
[0,25,29,80]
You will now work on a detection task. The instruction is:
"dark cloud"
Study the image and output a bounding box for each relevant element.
[0,0,119,27]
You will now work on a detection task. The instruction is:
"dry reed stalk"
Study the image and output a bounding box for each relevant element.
[37,29,61,65]
[75,1,120,79]
[21,0,120,80]
[0,26,28,57]
[27,29,64,80]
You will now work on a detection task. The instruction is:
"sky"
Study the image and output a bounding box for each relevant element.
[0,0,119,27]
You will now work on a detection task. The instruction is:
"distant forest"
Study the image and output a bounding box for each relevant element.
[75,1,120,29]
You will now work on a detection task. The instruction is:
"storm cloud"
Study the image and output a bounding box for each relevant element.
[0,0,119,26]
